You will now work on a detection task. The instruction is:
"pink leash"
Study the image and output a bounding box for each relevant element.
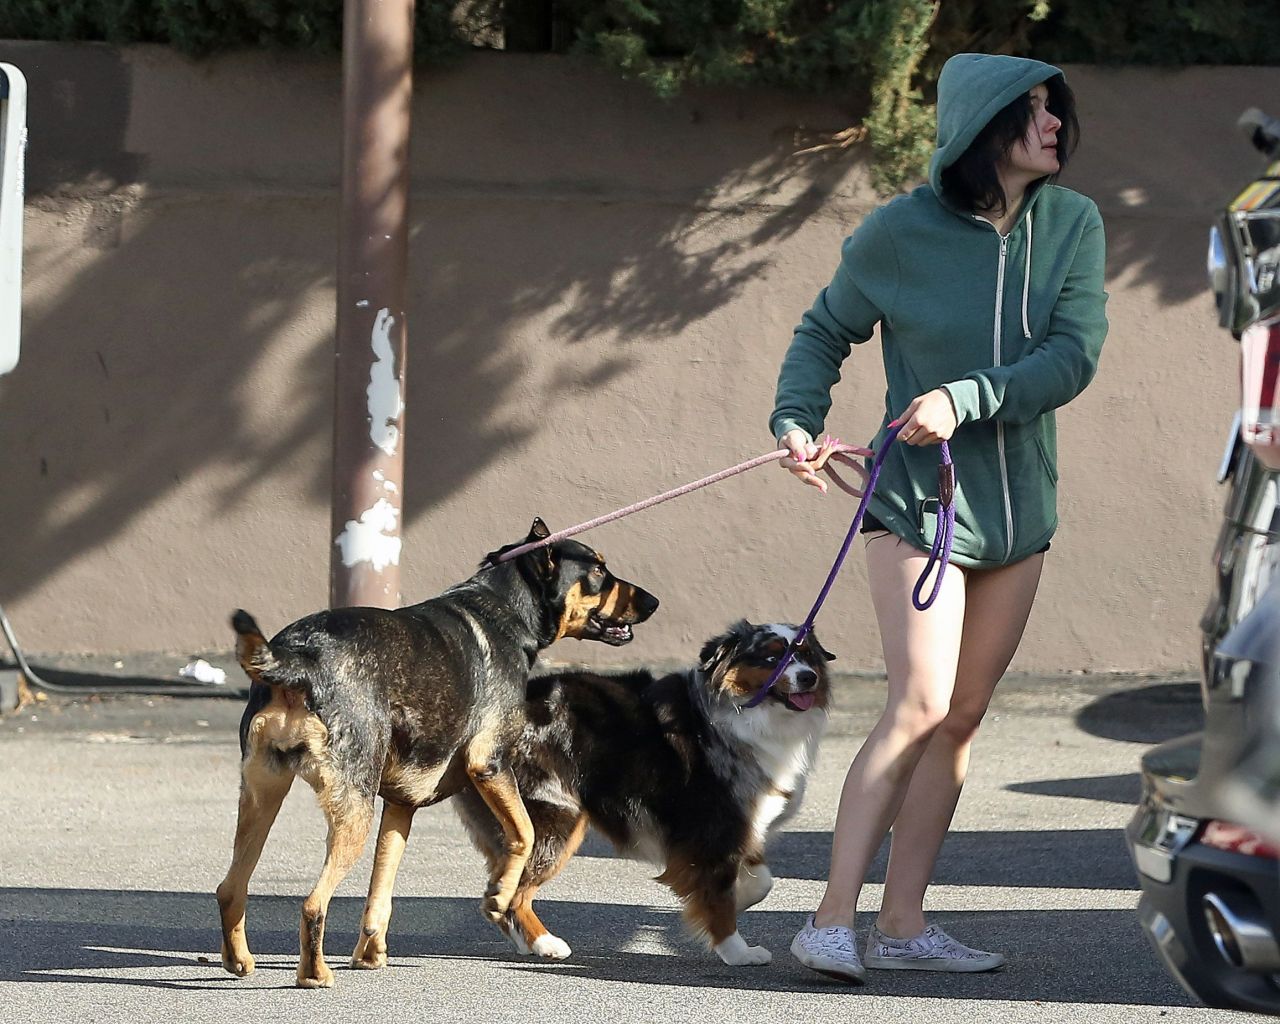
[495,438,868,563]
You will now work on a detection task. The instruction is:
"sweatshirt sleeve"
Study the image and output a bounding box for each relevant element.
[941,203,1109,428]
[770,211,897,442]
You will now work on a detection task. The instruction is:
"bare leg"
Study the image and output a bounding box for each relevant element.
[352,801,416,969]
[877,552,1044,937]
[216,760,294,977]
[812,535,967,928]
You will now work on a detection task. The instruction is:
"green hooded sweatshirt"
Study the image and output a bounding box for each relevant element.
[770,53,1109,569]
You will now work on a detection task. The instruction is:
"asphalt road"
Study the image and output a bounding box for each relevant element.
[0,669,1257,1024]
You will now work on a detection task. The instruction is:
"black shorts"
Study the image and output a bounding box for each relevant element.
[860,512,1050,554]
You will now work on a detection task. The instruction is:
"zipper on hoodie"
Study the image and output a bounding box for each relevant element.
[976,216,1016,563]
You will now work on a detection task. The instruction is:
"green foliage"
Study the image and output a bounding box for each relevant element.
[0,0,1275,191]
[0,0,154,42]
[560,0,1277,191]
[0,0,472,63]
[1031,0,1280,66]
[151,0,339,55]
[855,1,938,196]
[565,0,914,94]
[560,0,952,192]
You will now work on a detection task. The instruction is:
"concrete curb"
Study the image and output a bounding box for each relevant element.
[0,668,20,713]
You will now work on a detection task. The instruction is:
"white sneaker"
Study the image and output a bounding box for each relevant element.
[864,923,1004,973]
[790,915,867,984]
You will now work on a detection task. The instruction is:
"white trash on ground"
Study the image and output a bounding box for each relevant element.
[178,659,227,685]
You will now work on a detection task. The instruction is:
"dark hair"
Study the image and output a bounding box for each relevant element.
[940,75,1079,215]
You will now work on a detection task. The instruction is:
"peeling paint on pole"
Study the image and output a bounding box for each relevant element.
[335,496,402,571]
[368,307,404,457]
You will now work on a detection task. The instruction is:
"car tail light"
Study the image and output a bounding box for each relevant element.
[1202,819,1280,859]
[1241,318,1280,469]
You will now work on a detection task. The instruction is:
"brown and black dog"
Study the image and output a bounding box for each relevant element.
[215,519,658,988]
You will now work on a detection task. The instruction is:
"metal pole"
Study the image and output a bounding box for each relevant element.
[331,0,415,610]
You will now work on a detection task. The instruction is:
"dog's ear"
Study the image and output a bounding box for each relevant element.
[808,628,837,662]
[698,633,729,672]
[699,619,751,673]
[525,518,554,577]
[481,518,554,572]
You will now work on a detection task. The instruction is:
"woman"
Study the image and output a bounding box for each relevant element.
[771,53,1108,982]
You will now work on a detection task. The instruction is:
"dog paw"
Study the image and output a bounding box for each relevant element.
[296,963,336,989]
[735,864,775,911]
[480,895,508,924]
[220,943,255,977]
[530,934,572,960]
[724,944,771,966]
[351,929,388,970]
[714,932,772,966]
[350,949,387,970]
[221,954,255,977]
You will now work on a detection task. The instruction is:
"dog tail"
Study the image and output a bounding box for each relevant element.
[231,609,311,692]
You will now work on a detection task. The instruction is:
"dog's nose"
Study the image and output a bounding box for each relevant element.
[636,589,660,619]
[796,669,818,688]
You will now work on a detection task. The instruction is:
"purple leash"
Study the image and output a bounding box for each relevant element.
[742,422,956,708]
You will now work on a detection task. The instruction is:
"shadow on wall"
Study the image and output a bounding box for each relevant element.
[0,44,868,610]
[0,45,1231,617]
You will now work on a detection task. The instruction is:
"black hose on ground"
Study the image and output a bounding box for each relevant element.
[0,603,244,698]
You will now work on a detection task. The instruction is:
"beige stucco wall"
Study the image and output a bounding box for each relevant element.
[0,41,1275,674]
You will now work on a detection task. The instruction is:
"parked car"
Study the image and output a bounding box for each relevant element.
[1126,109,1280,1013]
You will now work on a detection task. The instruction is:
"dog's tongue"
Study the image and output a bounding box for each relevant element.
[786,691,817,711]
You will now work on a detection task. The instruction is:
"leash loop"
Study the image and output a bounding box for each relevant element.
[910,450,957,611]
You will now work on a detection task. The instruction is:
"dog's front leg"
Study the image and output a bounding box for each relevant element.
[466,761,535,921]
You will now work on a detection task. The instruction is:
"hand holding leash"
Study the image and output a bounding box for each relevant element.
[779,430,873,495]
[893,388,958,446]
[809,435,872,498]
[777,429,825,492]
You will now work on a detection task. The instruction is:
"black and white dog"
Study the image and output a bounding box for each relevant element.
[456,620,834,965]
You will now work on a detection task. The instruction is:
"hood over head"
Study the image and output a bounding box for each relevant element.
[928,53,1064,200]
